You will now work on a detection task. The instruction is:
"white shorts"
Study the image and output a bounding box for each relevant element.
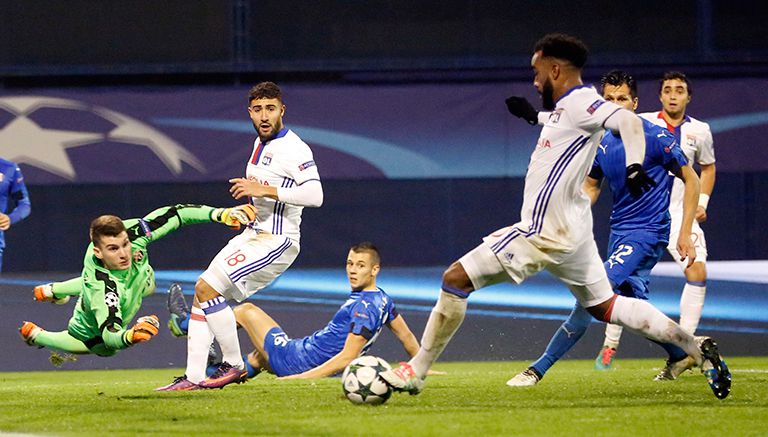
[667,214,708,269]
[460,226,613,308]
[200,228,299,302]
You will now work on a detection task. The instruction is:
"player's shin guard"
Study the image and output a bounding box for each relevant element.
[410,289,468,378]
[680,281,706,334]
[608,295,701,363]
[200,296,244,370]
[185,307,213,383]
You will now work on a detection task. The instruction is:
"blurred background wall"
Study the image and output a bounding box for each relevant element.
[1,0,767,271]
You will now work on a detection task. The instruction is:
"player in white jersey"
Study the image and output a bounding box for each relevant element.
[641,71,714,335]
[158,82,324,391]
[597,72,716,368]
[380,34,731,400]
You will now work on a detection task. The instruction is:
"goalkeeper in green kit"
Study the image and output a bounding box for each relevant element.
[20,203,256,357]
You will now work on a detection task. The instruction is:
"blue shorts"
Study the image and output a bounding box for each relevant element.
[604,231,666,300]
[263,327,314,377]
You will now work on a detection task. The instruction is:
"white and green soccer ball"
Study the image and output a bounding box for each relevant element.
[342,355,393,405]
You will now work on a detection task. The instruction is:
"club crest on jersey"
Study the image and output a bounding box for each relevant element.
[298,160,316,171]
[587,99,605,114]
[685,135,698,148]
[261,153,273,166]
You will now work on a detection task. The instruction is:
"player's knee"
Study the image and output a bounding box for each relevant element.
[194,278,220,301]
[233,302,257,321]
[442,261,474,294]
[685,262,707,282]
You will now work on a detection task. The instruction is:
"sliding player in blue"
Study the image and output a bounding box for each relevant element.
[506,70,727,395]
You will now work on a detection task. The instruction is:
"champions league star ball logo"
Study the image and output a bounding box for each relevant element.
[0,96,205,181]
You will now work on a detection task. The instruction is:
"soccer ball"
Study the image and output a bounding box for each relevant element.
[342,355,393,405]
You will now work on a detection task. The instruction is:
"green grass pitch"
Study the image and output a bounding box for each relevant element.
[1,357,766,436]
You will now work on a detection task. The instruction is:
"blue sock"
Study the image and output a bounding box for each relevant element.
[651,340,688,362]
[530,303,593,378]
[243,355,259,378]
[179,316,189,334]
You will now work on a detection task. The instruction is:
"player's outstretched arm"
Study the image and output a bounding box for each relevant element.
[33,277,83,304]
[675,164,701,266]
[697,163,716,223]
[280,333,367,379]
[387,315,420,358]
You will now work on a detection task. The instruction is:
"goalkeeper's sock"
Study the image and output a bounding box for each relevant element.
[410,289,467,378]
[200,296,244,369]
[185,307,213,384]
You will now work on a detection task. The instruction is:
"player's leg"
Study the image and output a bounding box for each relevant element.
[232,302,280,377]
[509,302,592,386]
[197,232,298,388]
[20,323,91,354]
[383,229,544,393]
[670,222,708,334]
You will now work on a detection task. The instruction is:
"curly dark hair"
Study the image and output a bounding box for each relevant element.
[533,33,589,69]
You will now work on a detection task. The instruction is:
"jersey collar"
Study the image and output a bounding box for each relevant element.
[556,84,592,105]
[657,111,690,133]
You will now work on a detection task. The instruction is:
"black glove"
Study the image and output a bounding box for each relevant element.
[625,163,657,197]
[505,96,538,125]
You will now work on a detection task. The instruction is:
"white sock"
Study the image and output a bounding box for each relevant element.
[609,295,701,363]
[201,296,244,369]
[185,307,213,383]
[680,282,706,334]
[410,290,468,378]
[603,323,623,350]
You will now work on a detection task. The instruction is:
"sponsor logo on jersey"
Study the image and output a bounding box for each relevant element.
[138,219,153,238]
[298,160,316,171]
[536,137,552,149]
[587,99,605,114]
[262,152,273,166]
[354,311,369,319]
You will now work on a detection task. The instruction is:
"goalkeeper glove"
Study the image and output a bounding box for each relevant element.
[125,315,160,345]
[625,163,657,197]
[213,204,257,230]
[505,96,539,125]
[33,283,70,305]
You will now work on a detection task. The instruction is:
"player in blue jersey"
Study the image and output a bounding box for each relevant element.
[0,159,31,272]
[506,70,703,387]
[157,242,422,390]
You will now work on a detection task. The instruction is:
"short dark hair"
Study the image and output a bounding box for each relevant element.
[350,241,381,266]
[533,33,589,69]
[248,81,283,104]
[659,71,693,96]
[90,215,127,246]
[600,69,638,99]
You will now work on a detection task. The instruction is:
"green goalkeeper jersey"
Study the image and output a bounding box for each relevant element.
[66,204,217,351]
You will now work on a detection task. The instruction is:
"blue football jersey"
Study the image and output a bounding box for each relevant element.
[293,288,398,370]
[589,119,688,238]
[0,159,31,249]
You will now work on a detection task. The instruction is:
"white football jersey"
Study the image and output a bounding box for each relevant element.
[639,111,714,217]
[244,128,320,244]
[519,86,622,250]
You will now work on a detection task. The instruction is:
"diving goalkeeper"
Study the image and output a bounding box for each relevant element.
[20,203,256,357]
